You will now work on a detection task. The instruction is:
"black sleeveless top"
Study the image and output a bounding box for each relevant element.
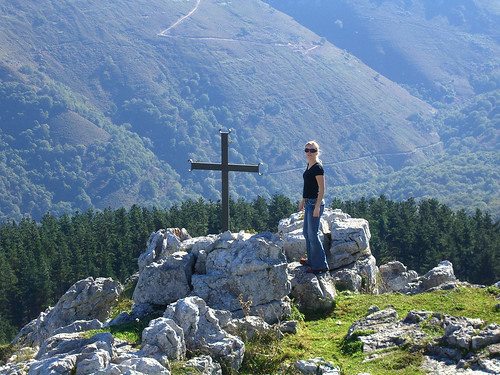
[302,163,324,199]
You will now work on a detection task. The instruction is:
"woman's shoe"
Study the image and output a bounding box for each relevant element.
[300,258,310,266]
[306,268,328,274]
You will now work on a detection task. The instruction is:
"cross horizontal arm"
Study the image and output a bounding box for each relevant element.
[227,163,261,173]
[189,161,261,174]
[189,162,223,171]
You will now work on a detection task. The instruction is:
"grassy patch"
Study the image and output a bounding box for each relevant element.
[86,287,499,374]
[238,287,499,374]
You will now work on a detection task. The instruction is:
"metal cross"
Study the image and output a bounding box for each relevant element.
[189,130,262,232]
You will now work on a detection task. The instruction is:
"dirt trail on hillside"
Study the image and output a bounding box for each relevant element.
[158,0,201,36]
[156,0,320,54]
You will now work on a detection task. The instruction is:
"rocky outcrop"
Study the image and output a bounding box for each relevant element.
[347,306,500,374]
[378,261,419,293]
[140,317,186,365]
[14,277,123,347]
[132,251,195,305]
[378,260,459,295]
[138,228,191,272]
[280,209,378,294]
[163,296,245,371]
[190,232,291,322]
[132,230,292,323]
[5,213,491,375]
[328,217,371,270]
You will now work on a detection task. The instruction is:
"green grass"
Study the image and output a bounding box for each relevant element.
[76,286,500,374]
[237,287,499,375]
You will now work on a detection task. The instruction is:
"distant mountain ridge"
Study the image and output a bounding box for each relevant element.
[0,0,498,221]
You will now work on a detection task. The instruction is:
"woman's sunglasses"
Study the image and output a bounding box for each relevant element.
[304,148,317,153]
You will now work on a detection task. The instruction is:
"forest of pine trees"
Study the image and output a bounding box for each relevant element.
[0,194,498,344]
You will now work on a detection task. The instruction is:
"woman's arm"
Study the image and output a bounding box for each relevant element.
[313,174,325,217]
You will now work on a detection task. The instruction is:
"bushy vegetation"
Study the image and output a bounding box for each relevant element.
[0,80,184,222]
[0,195,498,346]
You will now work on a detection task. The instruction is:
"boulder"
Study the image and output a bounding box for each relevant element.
[378,261,419,294]
[190,232,290,322]
[183,355,222,375]
[163,296,245,371]
[420,260,457,291]
[138,228,191,272]
[330,254,378,294]
[140,317,186,362]
[288,262,336,312]
[330,269,362,292]
[14,277,123,347]
[295,357,341,375]
[30,332,114,375]
[327,218,371,270]
[279,209,377,293]
[400,260,458,295]
[132,251,195,305]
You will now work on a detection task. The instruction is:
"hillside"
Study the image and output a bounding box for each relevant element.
[0,0,498,221]
[265,0,500,100]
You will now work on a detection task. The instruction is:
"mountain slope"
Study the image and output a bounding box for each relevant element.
[1,0,493,222]
[265,0,500,100]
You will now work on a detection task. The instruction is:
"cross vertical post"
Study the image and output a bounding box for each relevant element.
[189,130,262,232]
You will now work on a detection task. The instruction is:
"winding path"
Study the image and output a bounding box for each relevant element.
[156,0,319,54]
[158,0,201,36]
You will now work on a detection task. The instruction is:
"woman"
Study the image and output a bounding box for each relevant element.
[299,141,329,274]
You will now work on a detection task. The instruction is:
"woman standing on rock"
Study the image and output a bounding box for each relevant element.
[299,141,329,274]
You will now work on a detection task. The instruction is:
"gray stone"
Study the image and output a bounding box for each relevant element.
[378,261,419,294]
[225,316,273,341]
[95,357,171,375]
[183,355,222,375]
[15,277,123,347]
[138,228,191,272]
[29,332,114,374]
[471,324,500,350]
[132,251,194,305]
[295,357,341,374]
[327,218,371,269]
[420,260,457,291]
[330,269,362,292]
[140,317,186,361]
[163,296,245,371]
[191,233,290,322]
[288,262,336,312]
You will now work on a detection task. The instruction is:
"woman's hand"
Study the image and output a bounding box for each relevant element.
[299,199,305,211]
[313,205,321,217]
